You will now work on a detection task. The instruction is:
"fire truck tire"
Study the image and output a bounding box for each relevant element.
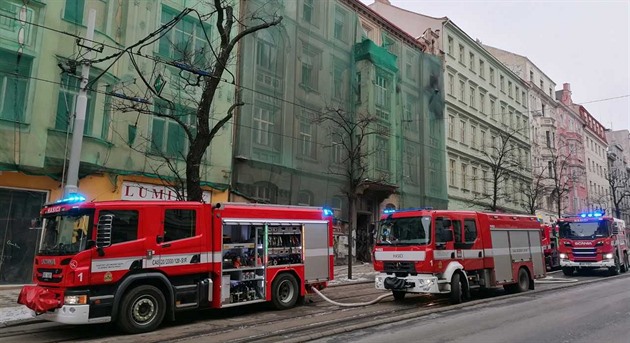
[117,285,166,334]
[562,267,574,276]
[392,291,406,301]
[449,273,464,305]
[620,253,629,273]
[609,256,621,276]
[515,268,530,293]
[271,273,299,310]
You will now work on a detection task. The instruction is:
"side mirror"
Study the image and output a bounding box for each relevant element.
[612,228,619,235]
[96,214,114,249]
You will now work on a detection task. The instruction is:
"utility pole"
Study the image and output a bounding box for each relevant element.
[64,9,96,196]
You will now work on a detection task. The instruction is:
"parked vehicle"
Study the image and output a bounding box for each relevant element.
[18,195,333,333]
[557,211,629,276]
[373,208,546,304]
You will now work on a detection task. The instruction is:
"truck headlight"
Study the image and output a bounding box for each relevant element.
[604,253,614,259]
[559,253,567,259]
[64,295,88,305]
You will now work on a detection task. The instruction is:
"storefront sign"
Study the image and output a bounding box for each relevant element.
[121,182,211,203]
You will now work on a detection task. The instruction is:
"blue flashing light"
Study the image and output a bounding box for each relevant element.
[580,214,587,218]
[383,208,397,214]
[56,193,86,204]
[323,207,334,217]
[578,211,604,219]
[593,212,603,217]
[587,213,593,217]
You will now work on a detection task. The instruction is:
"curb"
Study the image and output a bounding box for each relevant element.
[281,273,630,343]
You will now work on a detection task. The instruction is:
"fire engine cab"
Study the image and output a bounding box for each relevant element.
[373,208,546,304]
[556,211,629,276]
[18,196,334,333]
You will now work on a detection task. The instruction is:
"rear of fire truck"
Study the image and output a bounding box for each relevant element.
[557,212,630,276]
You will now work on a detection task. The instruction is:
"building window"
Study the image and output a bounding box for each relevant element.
[481,130,486,148]
[164,209,196,242]
[472,167,478,192]
[530,70,534,81]
[515,86,520,102]
[482,170,489,194]
[479,60,485,78]
[458,44,464,64]
[1,50,32,123]
[150,102,195,157]
[303,0,314,23]
[300,44,320,90]
[460,120,466,143]
[501,106,506,125]
[158,7,209,65]
[254,181,277,203]
[375,136,390,170]
[470,125,477,148]
[331,131,344,164]
[450,159,456,186]
[256,31,277,71]
[448,74,454,95]
[546,130,551,148]
[459,80,465,102]
[253,107,275,147]
[461,164,467,189]
[404,94,418,132]
[489,67,495,85]
[469,87,476,108]
[404,144,419,184]
[298,119,315,158]
[490,99,496,116]
[479,93,485,113]
[333,7,347,41]
[469,52,475,71]
[63,0,84,24]
[375,71,391,119]
[548,161,553,178]
[522,91,526,105]
[297,191,313,206]
[332,60,345,100]
[447,36,454,55]
[55,73,96,134]
[448,115,455,139]
[405,51,415,81]
[500,75,505,92]
[508,81,513,97]
[539,79,544,89]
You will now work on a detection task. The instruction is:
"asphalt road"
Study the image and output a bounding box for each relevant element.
[312,273,630,343]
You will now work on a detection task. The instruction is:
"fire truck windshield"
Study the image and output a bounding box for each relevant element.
[39,209,94,255]
[377,216,431,246]
[558,220,610,240]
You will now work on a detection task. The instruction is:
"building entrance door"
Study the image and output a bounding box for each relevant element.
[0,188,47,284]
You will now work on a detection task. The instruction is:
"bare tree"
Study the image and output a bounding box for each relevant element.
[546,140,583,218]
[106,1,282,201]
[471,127,526,212]
[521,162,549,215]
[606,166,630,218]
[317,108,383,277]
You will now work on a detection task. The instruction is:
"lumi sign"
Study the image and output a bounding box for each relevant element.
[121,182,211,203]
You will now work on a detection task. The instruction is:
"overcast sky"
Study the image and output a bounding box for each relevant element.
[362,0,629,131]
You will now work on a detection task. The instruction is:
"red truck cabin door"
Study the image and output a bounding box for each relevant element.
[152,205,205,276]
[453,216,484,271]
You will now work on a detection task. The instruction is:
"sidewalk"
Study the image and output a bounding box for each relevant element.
[0,263,375,326]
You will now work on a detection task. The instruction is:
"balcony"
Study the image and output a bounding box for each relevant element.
[354,39,398,73]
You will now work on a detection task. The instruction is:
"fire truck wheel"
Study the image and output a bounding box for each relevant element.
[271,273,299,310]
[620,253,629,273]
[609,255,621,276]
[515,268,530,293]
[562,267,574,276]
[117,285,166,334]
[449,273,464,305]
[392,291,406,301]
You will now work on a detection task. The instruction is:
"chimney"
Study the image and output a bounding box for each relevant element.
[563,83,571,91]
[559,83,572,104]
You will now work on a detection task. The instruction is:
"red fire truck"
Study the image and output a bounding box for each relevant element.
[18,195,334,333]
[541,224,560,270]
[556,211,629,276]
[373,208,546,304]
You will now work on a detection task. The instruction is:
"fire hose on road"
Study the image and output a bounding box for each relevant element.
[534,276,579,283]
[310,287,392,307]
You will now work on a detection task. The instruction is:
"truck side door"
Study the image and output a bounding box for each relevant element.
[458,217,483,271]
[153,205,203,276]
